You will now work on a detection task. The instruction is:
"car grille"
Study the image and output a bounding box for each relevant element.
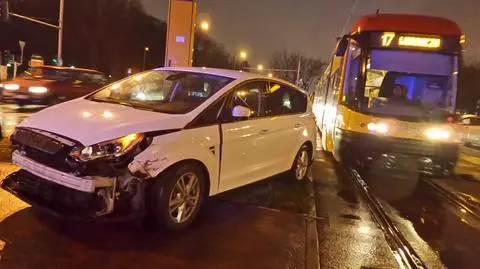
[11,128,78,172]
[12,128,66,154]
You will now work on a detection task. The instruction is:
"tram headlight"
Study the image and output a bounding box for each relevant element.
[425,128,450,140]
[367,122,389,134]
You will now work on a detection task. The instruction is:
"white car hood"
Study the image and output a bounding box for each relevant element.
[19,98,190,145]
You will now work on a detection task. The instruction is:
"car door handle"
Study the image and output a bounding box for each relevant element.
[259,129,269,134]
[294,123,302,128]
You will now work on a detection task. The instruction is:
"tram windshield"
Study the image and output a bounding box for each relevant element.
[364,50,456,120]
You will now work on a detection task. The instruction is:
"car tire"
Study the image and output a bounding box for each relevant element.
[291,144,311,181]
[149,162,207,231]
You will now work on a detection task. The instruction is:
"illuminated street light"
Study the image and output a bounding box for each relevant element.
[268,73,273,78]
[143,46,150,70]
[257,64,264,71]
[239,50,248,60]
[200,21,210,32]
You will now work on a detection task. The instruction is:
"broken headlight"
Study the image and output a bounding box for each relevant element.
[69,133,144,162]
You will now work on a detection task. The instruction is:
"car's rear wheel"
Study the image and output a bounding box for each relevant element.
[291,144,311,181]
[149,163,206,231]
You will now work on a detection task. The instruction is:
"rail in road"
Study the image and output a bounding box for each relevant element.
[348,167,427,269]
[422,176,480,221]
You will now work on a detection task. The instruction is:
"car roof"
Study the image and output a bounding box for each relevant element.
[154,66,305,93]
[460,114,479,119]
[35,65,105,75]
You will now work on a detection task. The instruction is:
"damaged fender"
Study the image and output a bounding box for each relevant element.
[128,127,221,196]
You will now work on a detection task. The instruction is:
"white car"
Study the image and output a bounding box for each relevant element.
[2,67,316,230]
[458,114,480,147]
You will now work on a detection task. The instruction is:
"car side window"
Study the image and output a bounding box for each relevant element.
[220,81,268,122]
[462,118,472,125]
[188,96,227,127]
[265,82,307,116]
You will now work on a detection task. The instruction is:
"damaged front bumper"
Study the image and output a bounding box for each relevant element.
[1,151,146,222]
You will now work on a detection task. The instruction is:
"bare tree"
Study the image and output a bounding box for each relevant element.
[269,50,325,90]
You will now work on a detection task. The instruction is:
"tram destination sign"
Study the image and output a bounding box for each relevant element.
[369,32,460,53]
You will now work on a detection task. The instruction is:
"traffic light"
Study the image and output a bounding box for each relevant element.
[0,0,9,23]
[2,50,12,65]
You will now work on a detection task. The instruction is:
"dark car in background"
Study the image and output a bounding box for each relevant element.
[0,66,108,106]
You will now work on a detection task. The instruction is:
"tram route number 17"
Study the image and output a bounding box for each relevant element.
[381,32,396,47]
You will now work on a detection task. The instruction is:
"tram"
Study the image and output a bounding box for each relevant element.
[312,14,465,175]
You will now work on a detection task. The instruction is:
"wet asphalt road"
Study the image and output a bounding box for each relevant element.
[3,104,480,268]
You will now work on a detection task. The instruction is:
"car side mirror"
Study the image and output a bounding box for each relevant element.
[232,105,252,118]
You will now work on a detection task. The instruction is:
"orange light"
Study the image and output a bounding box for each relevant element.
[239,50,247,60]
[120,134,140,148]
[398,36,441,48]
[200,21,210,32]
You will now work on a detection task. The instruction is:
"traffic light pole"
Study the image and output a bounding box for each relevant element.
[57,0,64,65]
[8,0,64,66]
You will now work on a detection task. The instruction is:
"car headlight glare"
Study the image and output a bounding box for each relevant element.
[70,133,144,162]
[4,84,20,90]
[367,122,389,134]
[29,86,48,94]
[425,128,450,140]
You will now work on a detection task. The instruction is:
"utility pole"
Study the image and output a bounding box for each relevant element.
[57,0,64,65]
[296,59,301,85]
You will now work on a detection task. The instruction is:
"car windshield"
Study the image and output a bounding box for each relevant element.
[86,70,233,114]
[364,50,455,120]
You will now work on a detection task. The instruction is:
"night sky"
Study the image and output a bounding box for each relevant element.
[141,0,480,65]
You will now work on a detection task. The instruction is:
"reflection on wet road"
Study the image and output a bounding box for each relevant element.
[364,163,480,269]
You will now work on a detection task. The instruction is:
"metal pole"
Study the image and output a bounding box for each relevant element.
[296,59,301,85]
[143,50,147,71]
[57,0,64,65]
[9,13,60,29]
[13,60,17,79]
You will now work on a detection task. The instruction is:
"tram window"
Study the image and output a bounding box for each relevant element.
[343,43,362,109]
[365,49,454,119]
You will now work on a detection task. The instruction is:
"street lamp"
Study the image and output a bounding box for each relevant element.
[143,46,150,71]
[239,50,248,60]
[257,64,264,71]
[268,73,273,78]
[200,20,210,32]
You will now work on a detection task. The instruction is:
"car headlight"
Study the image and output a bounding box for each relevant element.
[367,122,389,134]
[69,133,144,162]
[4,84,19,91]
[425,128,450,140]
[29,86,48,94]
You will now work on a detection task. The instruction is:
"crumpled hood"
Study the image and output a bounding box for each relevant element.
[19,98,190,145]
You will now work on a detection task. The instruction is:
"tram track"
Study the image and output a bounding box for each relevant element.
[422,176,480,221]
[348,167,427,269]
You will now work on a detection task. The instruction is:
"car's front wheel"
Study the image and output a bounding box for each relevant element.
[149,163,206,231]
